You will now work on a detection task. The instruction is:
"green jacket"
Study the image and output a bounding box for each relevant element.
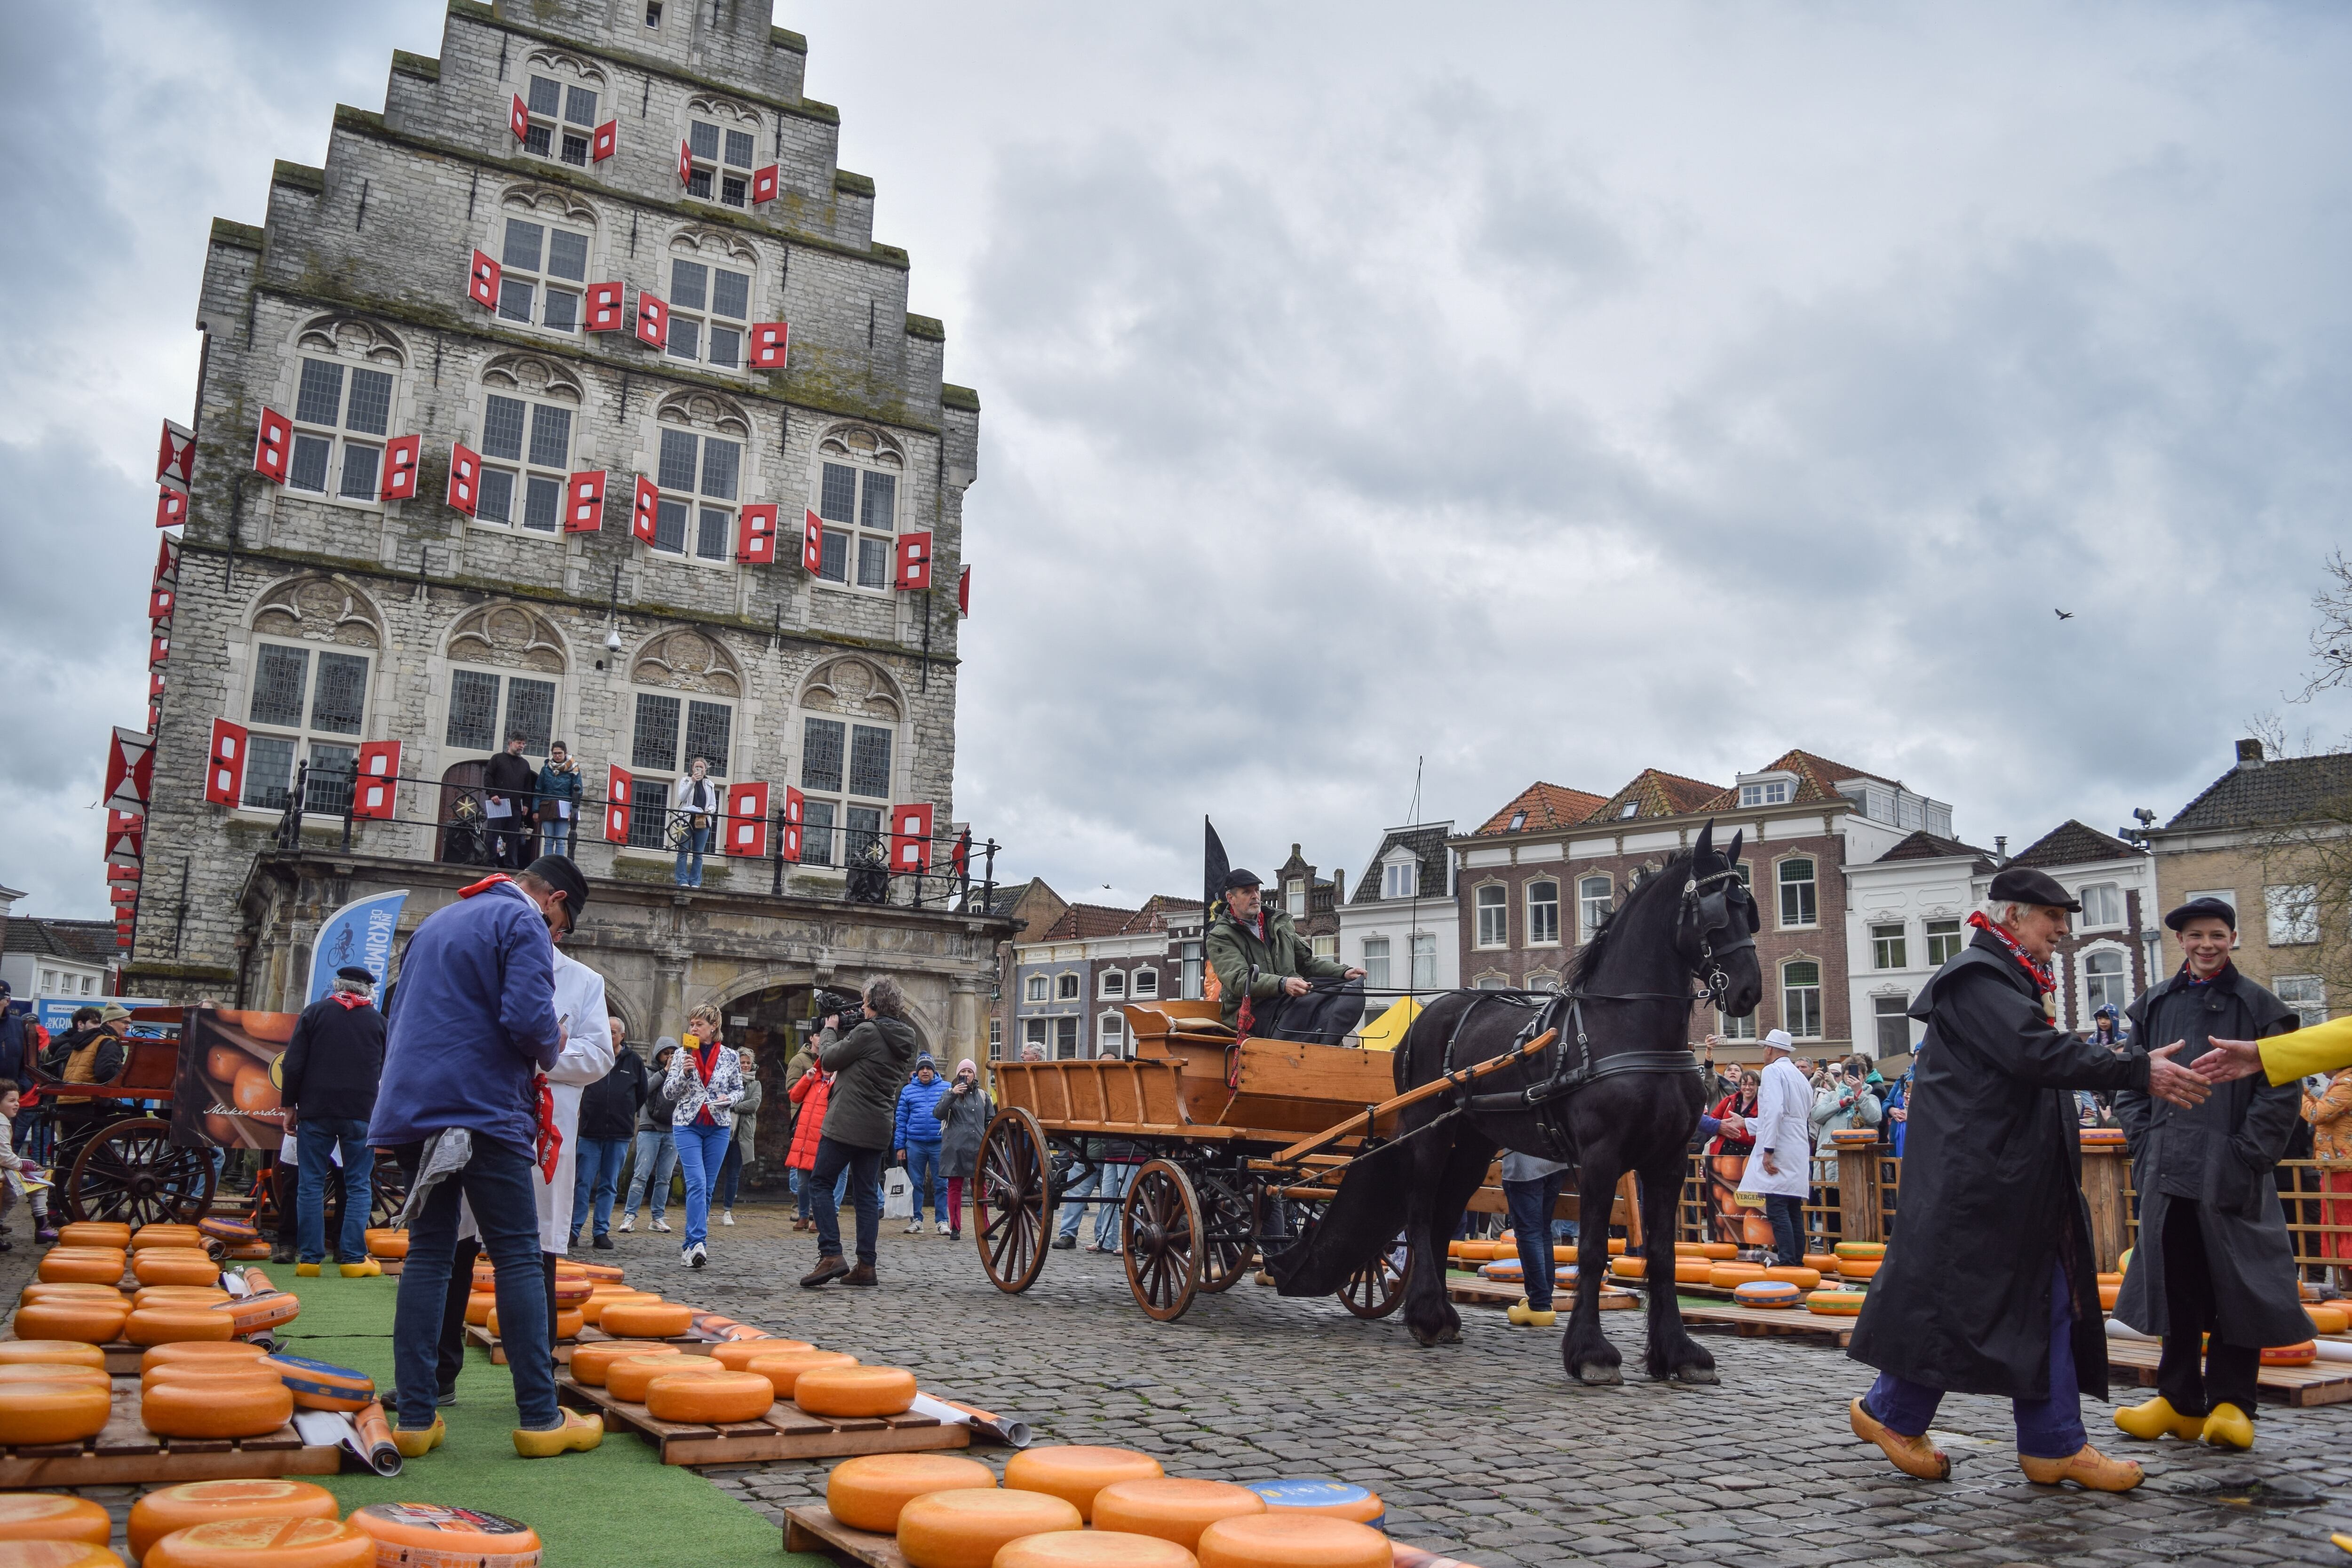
[818,1015,919,1150]
[1206,907,1346,1027]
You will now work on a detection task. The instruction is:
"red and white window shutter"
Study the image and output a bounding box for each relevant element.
[634,293,668,349]
[780,786,805,863]
[381,435,421,501]
[677,139,694,187]
[108,863,141,886]
[593,119,618,161]
[154,537,180,588]
[749,322,789,369]
[586,282,625,332]
[565,470,606,533]
[111,886,140,907]
[895,531,933,590]
[958,564,970,618]
[447,442,482,516]
[736,503,777,564]
[468,250,501,310]
[890,804,936,874]
[253,407,292,484]
[352,740,401,820]
[604,766,634,843]
[149,586,175,620]
[802,508,824,573]
[157,419,196,487]
[726,782,770,858]
[509,94,530,142]
[148,671,166,699]
[204,720,246,807]
[631,475,660,545]
[751,165,779,204]
[156,488,187,529]
[106,810,144,868]
[150,632,169,669]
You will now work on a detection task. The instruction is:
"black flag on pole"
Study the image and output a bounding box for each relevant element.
[1203,817,1230,924]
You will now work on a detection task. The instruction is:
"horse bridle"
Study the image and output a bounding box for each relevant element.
[1679,865,1758,1010]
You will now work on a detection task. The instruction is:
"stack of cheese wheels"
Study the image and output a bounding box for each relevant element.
[143,1516,374,1568]
[1672,1258,1714,1286]
[1608,1257,1646,1280]
[257,1353,376,1412]
[896,1488,1082,1568]
[37,1249,127,1286]
[347,1504,541,1566]
[551,1274,594,1309]
[483,1307,585,1341]
[0,1493,112,1546]
[1761,1266,1821,1290]
[0,1366,111,1395]
[1732,1280,1803,1310]
[1452,1240,1495,1263]
[1807,1289,1867,1317]
[0,1343,108,1373]
[363,1228,408,1260]
[2306,1305,2349,1336]
[130,1224,205,1251]
[1005,1446,1166,1522]
[1833,1242,1885,1281]
[606,1355,734,1404]
[577,1289,646,1328]
[0,1361,113,1447]
[2263,1341,2319,1366]
[141,1361,294,1439]
[570,1341,679,1388]
[126,1305,235,1346]
[13,1295,129,1345]
[142,1341,268,1375]
[599,1299,691,1339]
[1801,1252,1839,1274]
[1708,1263,1766,1290]
[711,1338,814,1372]
[826,1454,999,1532]
[1244,1481,1383,1528]
[645,1368,776,1424]
[127,1481,341,1560]
[19,1285,125,1311]
[795,1365,917,1419]
[0,1544,122,1568]
[1195,1515,1392,1568]
[55,1222,131,1250]
[133,1250,223,1288]
[133,1286,230,1309]
[992,1533,1198,1568]
[747,1349,856,1398]
[1094,1478,1266,1552]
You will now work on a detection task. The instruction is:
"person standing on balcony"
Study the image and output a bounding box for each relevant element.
[535,742,583,860]
[482,733,536,870]
[672,757,720,888]
[280,965,387,1278]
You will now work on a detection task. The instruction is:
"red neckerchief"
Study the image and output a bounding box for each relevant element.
[329,993,370,1012]
[1967,910,2055,995]
[2179,960,2231,989]
[463,874,560,1176]
[458,873,514,898]
[687,1035,723,1125]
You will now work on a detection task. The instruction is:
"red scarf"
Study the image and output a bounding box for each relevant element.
[1967,910,2055,995]
[461,873,561,1179]
[457,873,514,898]
[329,993,370,1012]
[686,1035,723,1126]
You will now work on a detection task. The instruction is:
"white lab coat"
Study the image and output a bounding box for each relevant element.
[458,947,614,1253]
[1736,1056,1812,1200]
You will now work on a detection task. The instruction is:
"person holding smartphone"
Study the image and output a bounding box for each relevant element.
[931,1059,995,1242]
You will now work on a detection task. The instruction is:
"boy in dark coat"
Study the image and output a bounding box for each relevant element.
[281,964,388,1275]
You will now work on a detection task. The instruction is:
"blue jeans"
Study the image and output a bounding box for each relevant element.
[1057,1159,1131,1248]
[1503,1173,1567,1310]
[393,1136,554,1431]
[1764,1194,1805,1266]
[675,823,710,886]
[542,816,573,858]
[295,1116,373,1265]
[672,1121,732,1248]
[623,1128,675,1220]
[1863,1259,2087,1460]
[569,1136,629,1241]
[811,1138,884,1265]
[902,1142,944,1224]
[794,1162,849,1220]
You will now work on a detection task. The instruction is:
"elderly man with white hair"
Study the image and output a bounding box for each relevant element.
[1845,865,2209,1493]
[1738,1028,1812,1266]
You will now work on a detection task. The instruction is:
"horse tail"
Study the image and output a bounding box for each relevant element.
[1263,1140,1416,1297]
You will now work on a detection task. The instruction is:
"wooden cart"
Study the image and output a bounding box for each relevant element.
[25,1008,215,1226]
[974,1000,1617,1322]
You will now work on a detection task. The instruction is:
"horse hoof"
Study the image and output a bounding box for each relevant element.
[1575,1363,1623,1386]
[1440,1326,1462,1345]
[1407,1324,1445,1349]
[1675,1365,1720,1386]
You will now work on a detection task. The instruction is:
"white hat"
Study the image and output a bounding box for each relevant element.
[1761,1029,1794,1052]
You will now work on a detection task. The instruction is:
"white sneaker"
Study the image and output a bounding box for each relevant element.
[651,1218,671,1234]
[904,1221,922,1234]
[686,1242,707,1269]
[617,1214,635,1234]
[721,1210,735,1226]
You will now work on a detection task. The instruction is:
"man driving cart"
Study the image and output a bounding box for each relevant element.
[1207,869,1367,1046]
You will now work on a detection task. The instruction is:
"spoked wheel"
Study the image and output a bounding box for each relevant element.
[367,1158,408,1228]
[66,1117,217,1226]
[1122,1160,1204,1322]
[1337,1232,1413,1319]
[976,1108,1053,1293]
[1196,1172,1259,1295]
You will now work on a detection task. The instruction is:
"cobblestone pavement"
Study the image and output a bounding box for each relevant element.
[634,1204,2352,1568]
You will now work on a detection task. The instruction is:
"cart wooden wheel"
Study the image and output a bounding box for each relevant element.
[1122,1159,1204,1323]
[1337,1232,1412,1319]
[65,1117,217,1226]
[1196,1173,1259,1295]
[976,1108,1053,1294]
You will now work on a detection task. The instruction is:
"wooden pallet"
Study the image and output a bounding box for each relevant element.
[2102,1339,2352,1408]
[1670,1299,1858,1345]
[0,1382,339,1487]
[555,1374,971,1465]
[1444,1276,1639,1312]
[780,1506,1481,1568]
[466,1323,713,1367]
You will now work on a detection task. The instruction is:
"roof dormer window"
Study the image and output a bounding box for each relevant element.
[1738,772,1796,808]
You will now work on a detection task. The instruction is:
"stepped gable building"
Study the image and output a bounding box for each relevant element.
[123,0,1009,1083]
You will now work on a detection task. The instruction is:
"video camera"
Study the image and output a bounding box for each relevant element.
[811,988,863,1023]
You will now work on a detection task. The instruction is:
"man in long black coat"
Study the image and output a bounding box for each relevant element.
[280,964,389,1275]
[2110,897,2307,1450]
[1846,867,2207,1491]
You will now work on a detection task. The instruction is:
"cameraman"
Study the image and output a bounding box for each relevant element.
[785,993,856,1232]
[799,982,917,1287]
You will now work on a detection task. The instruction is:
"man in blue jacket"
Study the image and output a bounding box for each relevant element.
[893,1055,948,1234]
[372,856,602,1460]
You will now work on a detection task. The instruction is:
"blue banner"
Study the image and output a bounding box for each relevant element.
[306,890,408,1008]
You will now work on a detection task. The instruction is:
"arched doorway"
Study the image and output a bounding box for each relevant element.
[719,984,818,1187]
[437,760,489,865]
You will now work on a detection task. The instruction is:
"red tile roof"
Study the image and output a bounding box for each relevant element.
[1039,903,1140,941]
[1475,782,1610,836]
[1696,748,1898,812]
[1581,769,1731,825]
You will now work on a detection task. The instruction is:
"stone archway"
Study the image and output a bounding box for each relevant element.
[716,982,819,1186]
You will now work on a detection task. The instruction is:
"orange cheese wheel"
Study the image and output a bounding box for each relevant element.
[235,1267,276,1296]
[1608,1258,1646,1280]
[794,1365,918,1419]
[0,1365,111,1392]
[1003,1446,1166,1523]
[569,1341,679,1387]
[896,1488,1082,1568]
[1672,1259,1714,1285]
[464,1295,496,1328]
[365,1233,408,1260]
[1833,1241,1886,1260]
[745,1350,857,1397]
[125,1306,235,1346]
[577,1291,661,1327]
[197,1216,259,1243]
[20,1282,126,1303]
[142,1516,372,1568]
[1761,1266,1821,1290]
[1093,1478,1268,1551]
[1802,1253,1839,1273]
[134,1287,232,1310]
[0,1493,112,1545]
[143,1364,286,1395]
[1836,1259,1882,1281]
[0,1380,113,1446]
[993,1532,1199,1568]
[0,1544,122,1568]
[141,1376,292,1438]
[1808,1289,1867,1317]
[826,1453,999,1532]
[1195,1514,1391,1568]
[2095,1271,2122,1286]
[128,1480,342,1558]
[555,1309,584,1340]
[1697,1242,1738,1260]
[0,1342,108,1372]
[13,1300,129,1344]
[1453,1241,1494,1262]
[606,1355,733,1404]
[141,1341,268,1372]
[129,1226,204,1251]
[54,1223,132,1250]
[2098,1282,2121,1312]
[599,1301,693,1339]
[1669,1241,1707,1256]
[134,1250,222,1288]
[212,1292,301,1337]
[712,1338,814,1372]
[645,1369,776,1424]
[346,1504,542,1566]
[1708,1265,1766,1289]
[1605,1236,1626,1255]
[37,1252,127,1286]
[256,1353,376,1412]
[2307,1305,2349,1336]
[551,1276,594,1307]
[2263,1341,2319,1366]
[1733,1281,1803,1309]
[576,1262,627,1284]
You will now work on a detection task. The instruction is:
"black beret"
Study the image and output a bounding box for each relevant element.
[2164,896,2237,932]
[524,855,590,916]
[1222,868,1262,892]
[1988,865,2081,912]
[335,965,376,984]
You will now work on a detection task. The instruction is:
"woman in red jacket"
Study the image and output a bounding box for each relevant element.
[786,1061,835,1232]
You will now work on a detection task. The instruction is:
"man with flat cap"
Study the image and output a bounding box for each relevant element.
[1846,865,2209,1492]
[1206,868,1366,1045]
[2107,896,2307,1451]
[280,963,388,1278]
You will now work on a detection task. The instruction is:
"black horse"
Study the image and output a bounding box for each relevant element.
[1268,820,1763,1385]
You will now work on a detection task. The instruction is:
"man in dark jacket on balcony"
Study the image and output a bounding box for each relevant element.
[281,965,388,1276]
[800,978,919,1289]
[1205,869,1364,1045]
[482,733,537,869]
[568,1014,646,1251]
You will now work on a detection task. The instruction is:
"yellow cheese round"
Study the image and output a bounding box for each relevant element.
[140,1341,268,1373]
[1761,1266,1821,1289]
[645,1369,776,1424]
[0,1342,108,1371]
[19,1285,126,1307]
[2307,1305,2348,1336]
[464,1295,496,1328]
[1093,1477,1268,1551]
[0,1543,123,1568]
[346,1504,542,1566]
[362,1228,407,1258]
[0,1366,110,1393]
[133,1287,232,1310]
[141,1376,293,1439]
[576,1262,627,1284]
[993,1532,1200,1568]
[600,1300,693,1339]
[142,1365,286,1395]
[794,1365,918,1419]
[711,1338,814,1372]
[1836,1258,1882,1281]
[2263,1341,2319,1366]
[1608,1258,1646,1279]
[569,1341,678,1387]
[481,1307,585,1340]
[551,1276,594,1307]
[825,1453,999,1532]
[1003,1445,1166,1522]
[1732,1281,1803,1309]
[37,1251,127,1286]
[745,1350,857,1397]
[128,1480,341,1559]
[1606,1237,1626,1256]
[1245,1482,1382,1526]
[1669,1241,1708,1256]
[576,1290,661,1327]
[13,1300,129,1345]
[124,1306,235,1346]
[214,1292,301,1337]
[133,1250,222,1288]
[141,1515,373,1568]
[1707,1265,1766,1289]
[2098,1281,2121,1312]
[605,1355,732,1404]
[128,1225,204,1251]
[1801,1252,1839,1273]
[54,1223,132,1250]
[197,1217,259,1244]
[0,1380,113,1446]
[1808,1289,1867,1317]
[1672,1259,1714,1285]
[256,1353,376,1412]
[1194,1514,1391,1568]
[895,1488,1082,1568]
[1833,1241,1886,1260]
[0,1494,111,1545]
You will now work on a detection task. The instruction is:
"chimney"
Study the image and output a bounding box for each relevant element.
[2237,738,2265,771]
[1332,868,1346,905]
[1994,836,2008,863]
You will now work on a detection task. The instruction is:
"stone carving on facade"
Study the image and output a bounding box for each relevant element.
[817,422,903,469]
[498,182,599,228]
[800,657,900,722]
[480,351,585,404]
[684,92,762,128]
[293,314,407,367]
[446,601,568,674]
[652,387,752,439]
[250,574,384,648]
[632,629,742,696]
[666,222,760,267]
[524,48,608,86]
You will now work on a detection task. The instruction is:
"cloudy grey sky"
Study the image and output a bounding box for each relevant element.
[5,1,2350,919]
